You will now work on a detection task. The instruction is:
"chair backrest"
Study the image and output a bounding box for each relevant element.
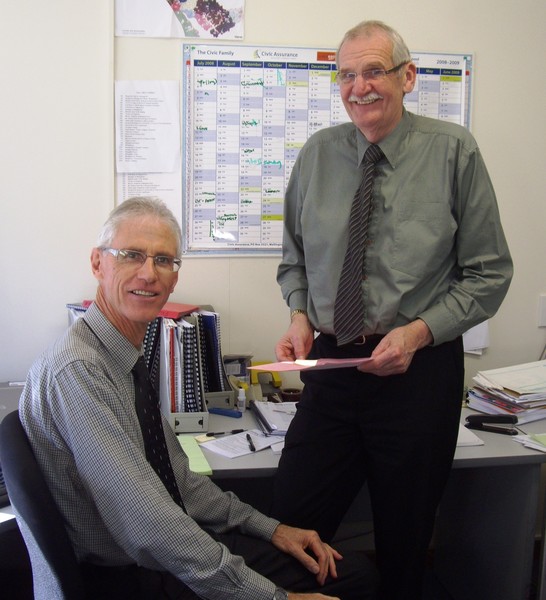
[0,410,85,599]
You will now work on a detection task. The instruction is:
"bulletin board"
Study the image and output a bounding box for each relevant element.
[181,44,473,255]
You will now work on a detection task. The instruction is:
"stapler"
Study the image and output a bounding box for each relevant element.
[465,414,519,435]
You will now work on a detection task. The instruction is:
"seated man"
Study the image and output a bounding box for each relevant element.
[19,197,377,600]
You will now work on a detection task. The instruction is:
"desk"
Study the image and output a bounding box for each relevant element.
[202,407,546,600]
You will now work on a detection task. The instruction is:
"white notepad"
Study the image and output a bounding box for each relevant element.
[457,424,484,446]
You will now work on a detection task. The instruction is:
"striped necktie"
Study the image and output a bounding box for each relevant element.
[132,356,185,510]
[333,144,384,346]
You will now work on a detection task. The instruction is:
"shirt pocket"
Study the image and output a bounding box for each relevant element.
[391,200,457,278]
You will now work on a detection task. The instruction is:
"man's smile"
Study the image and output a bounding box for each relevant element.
[348,92,383,105]
[131,290,157,297]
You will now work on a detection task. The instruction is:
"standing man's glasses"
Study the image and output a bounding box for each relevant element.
[335,62,409,85]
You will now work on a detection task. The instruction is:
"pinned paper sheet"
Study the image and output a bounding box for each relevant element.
[463,322,490,355]
[115,80,180,174]
[115,0,245,39]
[115,0,185,37]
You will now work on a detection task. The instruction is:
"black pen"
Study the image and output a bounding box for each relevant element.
[246,433,256,452]
[205,429,245,437]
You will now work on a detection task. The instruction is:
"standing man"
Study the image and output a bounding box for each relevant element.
[19,197,378,599]
[271,20,512,600]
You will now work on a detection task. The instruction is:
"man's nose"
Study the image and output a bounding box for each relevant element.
[137,256,159,279]
[353,73,373,93]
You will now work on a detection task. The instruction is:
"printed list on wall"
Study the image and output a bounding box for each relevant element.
[182,44,473,254]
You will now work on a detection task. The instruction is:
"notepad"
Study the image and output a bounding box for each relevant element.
[456,424,484,447]
[177,435,213,475]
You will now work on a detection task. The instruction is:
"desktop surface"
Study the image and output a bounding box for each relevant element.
[202,405,546,477]
[201,409,280,477]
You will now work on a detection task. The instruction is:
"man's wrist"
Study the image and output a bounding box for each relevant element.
[410,318,434,348]
[290,309,307,322]
[273,588,289,600]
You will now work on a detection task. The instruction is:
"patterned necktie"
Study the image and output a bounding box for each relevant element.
[334,144,384,346]
[132,356,185,510]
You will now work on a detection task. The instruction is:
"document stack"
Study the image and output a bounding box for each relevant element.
[154,310,235,433]
[67,301,235,433]
[468,360,546,424]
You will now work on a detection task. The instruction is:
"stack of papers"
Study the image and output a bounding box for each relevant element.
[512,433,546,453]
[468,360,546,424]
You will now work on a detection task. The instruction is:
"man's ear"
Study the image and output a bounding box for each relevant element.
[90,247,102,280]
[403,62,417,94]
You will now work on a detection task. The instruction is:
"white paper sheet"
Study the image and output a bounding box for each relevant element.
[201,429,277,458]
[115,80,180,173]
[463,322,490,355]
[115,0,244,39]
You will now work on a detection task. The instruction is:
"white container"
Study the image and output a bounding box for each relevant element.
[237,387,246,413]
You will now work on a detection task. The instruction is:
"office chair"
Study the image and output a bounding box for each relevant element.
[0,410,85,600]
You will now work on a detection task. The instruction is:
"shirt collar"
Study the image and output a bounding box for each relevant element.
[83,302,141,375]
[355,108,411,169]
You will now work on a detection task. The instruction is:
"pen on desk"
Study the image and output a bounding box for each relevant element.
[205,429,245,437]
[246,433,256,452]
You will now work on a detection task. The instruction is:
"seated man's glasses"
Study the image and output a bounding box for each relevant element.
[101,248,181,272]
[335,62,408,86]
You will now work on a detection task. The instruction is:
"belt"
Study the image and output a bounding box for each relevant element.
[320,333,384,346]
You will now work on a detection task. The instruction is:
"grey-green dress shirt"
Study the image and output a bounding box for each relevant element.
[19,303,279,600]
[278,110,513,345]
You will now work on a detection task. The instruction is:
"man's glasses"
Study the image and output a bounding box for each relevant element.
[335,62,408,86]
[101,248,181,272]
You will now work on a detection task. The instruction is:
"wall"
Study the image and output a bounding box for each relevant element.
[2,0,546,389]
[1,2,114,380]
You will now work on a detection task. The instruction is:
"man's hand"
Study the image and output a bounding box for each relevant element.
[358,319,433,376]
[271,524,342,587]
[275,313,314,361]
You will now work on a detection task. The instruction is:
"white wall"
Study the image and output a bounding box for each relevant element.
[1,2,113,381]
[2,0,546,389]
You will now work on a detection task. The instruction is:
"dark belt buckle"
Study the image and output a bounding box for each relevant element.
[352,335,366,345]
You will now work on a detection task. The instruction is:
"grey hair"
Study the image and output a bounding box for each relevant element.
[336,20,412,69]
[96,197,182,257]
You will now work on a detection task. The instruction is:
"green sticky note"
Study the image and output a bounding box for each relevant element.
[177,435,213,476]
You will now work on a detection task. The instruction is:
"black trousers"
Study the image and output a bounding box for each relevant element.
[81,529,378,599]
[270,334,464,600]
